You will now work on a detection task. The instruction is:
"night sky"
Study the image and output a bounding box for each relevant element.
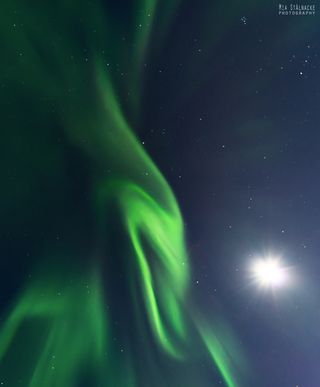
[1,1,320,386]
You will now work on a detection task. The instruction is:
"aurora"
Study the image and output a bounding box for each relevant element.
[0,1,249,386]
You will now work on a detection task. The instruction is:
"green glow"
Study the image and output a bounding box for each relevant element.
[125,183,188,357]
[199,321,242,387]
[93,69,190,358]
[0,0,247,386]
[0,272,107,386]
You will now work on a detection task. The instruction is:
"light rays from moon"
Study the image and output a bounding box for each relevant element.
[249,254,292,289]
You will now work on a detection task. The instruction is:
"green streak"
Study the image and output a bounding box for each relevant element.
[125,183,188,357]
[0,272,107,387]
[92,69,189,358]
[199,324,237,387]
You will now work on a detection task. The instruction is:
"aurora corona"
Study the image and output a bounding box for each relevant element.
[0,1,247,386]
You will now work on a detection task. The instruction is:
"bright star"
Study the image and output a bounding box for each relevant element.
[250,256,288,288]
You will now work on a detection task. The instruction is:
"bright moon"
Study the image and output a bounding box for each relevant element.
[250,256,288,288]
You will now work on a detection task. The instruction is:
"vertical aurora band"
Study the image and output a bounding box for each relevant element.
[0,0,247,386]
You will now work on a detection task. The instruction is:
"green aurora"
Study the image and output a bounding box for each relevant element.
[0,1,249,385]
